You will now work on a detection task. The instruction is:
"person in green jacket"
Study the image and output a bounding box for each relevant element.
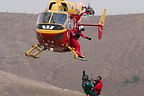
[82,71,98,96]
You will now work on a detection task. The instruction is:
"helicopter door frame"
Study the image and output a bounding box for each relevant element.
[68,17,76,30]
[61,3,68,11]
[48,2,56,10]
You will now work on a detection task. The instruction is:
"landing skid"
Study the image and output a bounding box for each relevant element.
[67,45,88,61]
[66,45,78,59]
[27,55,39,58]
[25,44,44,58]
[78,58,88,61]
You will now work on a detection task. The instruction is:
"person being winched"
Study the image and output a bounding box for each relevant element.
[82,71,103,96]
[70,26,91,59]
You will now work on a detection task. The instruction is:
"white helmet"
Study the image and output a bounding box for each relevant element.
[79,26,85,31]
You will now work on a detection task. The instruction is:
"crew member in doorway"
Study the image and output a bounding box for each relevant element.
[71,25,91,59]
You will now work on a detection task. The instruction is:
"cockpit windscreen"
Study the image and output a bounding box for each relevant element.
[37,12,67,25]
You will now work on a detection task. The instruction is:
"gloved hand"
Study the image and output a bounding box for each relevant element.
[82,70,85,76]
[87,37,91,41]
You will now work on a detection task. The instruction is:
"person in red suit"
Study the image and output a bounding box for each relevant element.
[70,26,91,59]
[93,76,103,95]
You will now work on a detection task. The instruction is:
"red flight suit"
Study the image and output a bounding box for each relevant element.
[70,28,88,57]
[93,80,103,95]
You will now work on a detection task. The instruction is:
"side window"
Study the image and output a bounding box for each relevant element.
[49,2,56,10]
[61,3,68,11]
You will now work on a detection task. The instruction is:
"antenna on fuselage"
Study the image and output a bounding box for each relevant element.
[88,0,90,7]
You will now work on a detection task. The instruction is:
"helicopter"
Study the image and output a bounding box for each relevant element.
[25,0,106,60]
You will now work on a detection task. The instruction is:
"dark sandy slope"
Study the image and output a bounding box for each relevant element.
[0,12,144,96]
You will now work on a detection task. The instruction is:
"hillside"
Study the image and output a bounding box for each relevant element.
[0,70,84,96]
[0,12,144,96]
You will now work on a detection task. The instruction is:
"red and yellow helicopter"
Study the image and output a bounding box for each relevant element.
[25,0,106,59]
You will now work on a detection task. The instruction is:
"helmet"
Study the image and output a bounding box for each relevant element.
[82,74,89,81]
[97,76,102,80]
[79,26,85,31]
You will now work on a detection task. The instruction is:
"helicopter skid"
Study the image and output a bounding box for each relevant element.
[25,44,44,58]
[66,45,78,59]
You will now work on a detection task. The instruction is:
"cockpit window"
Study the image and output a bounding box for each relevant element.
[37,12,52,24]
[51,13,67,24]
[36,12,67,25]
